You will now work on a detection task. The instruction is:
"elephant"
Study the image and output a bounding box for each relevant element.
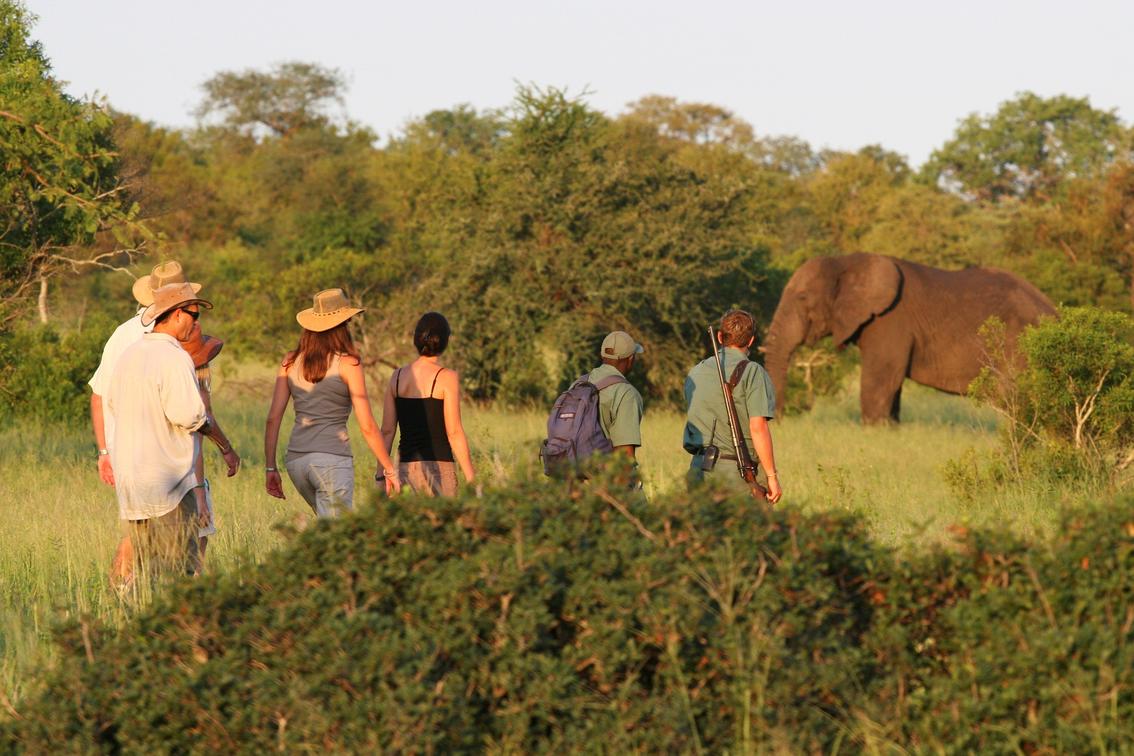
[761,253,1056,424]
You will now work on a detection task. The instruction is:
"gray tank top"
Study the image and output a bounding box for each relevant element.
[285,354,353,461]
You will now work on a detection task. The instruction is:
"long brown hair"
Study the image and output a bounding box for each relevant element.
[284,321,361,383]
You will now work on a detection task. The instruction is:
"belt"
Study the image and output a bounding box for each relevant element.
[692,448,739,462]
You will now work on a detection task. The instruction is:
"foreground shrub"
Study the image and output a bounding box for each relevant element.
[4,474,1134,751]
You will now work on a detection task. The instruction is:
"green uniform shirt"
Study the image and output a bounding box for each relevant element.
[683,348,776,458]
[588,364,644,448]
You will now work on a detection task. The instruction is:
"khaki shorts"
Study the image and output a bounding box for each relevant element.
[398,460,459,497]
[128,491,200,579]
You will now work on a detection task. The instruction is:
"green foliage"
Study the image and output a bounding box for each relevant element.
[1018,306,1134,453]
[0,314,112,424]
[966,307,1134,491]
[398,86,777,405]
[0,0,142,320]
[922,92,1132,201]
[195,61,346,138]
[7,471,1134,751]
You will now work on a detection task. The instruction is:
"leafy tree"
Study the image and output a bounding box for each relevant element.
[195,61,346,139]
[401,104,505,156]
[622,94,755,147]
[922,92,1132,201]
[805,146,910,250]
[0,0,146,324]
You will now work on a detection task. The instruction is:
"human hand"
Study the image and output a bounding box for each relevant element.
[266,470,286,499]
[98,455,115,486]
[221,447,241,476]
[196,493,210,528]
[384,474,399,497]
[765,476,782,505]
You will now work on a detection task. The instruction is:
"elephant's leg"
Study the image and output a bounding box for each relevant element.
[889,383,903,423]
[858,328,911,425]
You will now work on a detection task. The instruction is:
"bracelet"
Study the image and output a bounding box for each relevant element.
[219,445,233,454]
[767,472,778,478]
[97,448,109,456]
[265,467,278,473]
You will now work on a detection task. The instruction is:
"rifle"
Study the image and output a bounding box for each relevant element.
[708,326,768,500]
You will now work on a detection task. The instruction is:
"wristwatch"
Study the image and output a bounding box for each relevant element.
[97,449,109,456]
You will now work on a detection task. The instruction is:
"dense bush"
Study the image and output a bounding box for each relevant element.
[964,307,1134,489]
[5,470,1134,752]
[0,315,111,424]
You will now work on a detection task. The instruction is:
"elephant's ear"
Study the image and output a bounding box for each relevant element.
[830,254,902,346]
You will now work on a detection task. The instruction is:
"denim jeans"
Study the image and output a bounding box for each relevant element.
[286,452,355,517]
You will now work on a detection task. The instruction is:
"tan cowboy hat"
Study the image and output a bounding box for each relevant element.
[141,282,213,327]
[180,322,225,368]
[296,288,364,332]
[132,261,202,306]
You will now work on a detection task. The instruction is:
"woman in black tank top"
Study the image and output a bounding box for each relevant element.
[380,312,476,496]
[393,366,453,462]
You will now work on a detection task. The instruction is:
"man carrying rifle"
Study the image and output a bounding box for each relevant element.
[683,309,783,503]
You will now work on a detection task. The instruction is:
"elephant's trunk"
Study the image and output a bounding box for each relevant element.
[762,306,805,417]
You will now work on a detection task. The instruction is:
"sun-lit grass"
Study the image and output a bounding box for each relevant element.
[0,363,1075,709]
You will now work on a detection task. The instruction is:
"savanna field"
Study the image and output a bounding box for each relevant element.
[8,361,1133,750]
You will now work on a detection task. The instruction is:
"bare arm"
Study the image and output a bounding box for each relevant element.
[90,393,114,486]
[749,416,782,503]
[263,359,292,499]
[340,358,398,478]
[439,370,476,485]
[191,387,210,525]
[199,385,240,476]
[380,371,399,452]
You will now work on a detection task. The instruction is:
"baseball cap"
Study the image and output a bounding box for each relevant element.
[600,331,644,360]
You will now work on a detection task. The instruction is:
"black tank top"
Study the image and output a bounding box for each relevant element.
[394,367,454,462]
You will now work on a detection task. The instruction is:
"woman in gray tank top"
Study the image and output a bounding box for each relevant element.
[264,289,399,516]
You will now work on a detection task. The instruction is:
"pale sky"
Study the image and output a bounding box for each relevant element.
[25,0,1134,167]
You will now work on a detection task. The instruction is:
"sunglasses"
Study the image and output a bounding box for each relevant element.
[180,307,201,321]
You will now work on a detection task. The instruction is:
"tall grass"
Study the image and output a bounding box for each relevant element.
[0,366,1073,709]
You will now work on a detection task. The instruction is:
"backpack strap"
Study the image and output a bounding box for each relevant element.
[592,373,629,392]
[727,360,750,394]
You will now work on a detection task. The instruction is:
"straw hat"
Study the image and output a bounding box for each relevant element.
[296,288,364,332]
[133,261,202,306]
[180,322,225,368]
[141,282,213,327]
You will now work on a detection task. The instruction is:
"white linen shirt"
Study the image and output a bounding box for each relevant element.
[88,309,151,451]
[107,333,207,520]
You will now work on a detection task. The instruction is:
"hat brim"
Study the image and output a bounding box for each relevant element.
[296,307,364,332]
[133,278,202,307]
[186,335,224,368]
[141,297,213,328]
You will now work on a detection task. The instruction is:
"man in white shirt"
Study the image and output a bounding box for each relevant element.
[107,282,227,578]
[90,261,239,582]
[89,261,240,483]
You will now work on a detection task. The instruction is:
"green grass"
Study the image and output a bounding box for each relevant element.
[0,366,1077,711]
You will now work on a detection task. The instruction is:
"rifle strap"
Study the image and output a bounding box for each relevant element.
[727,360,749,395]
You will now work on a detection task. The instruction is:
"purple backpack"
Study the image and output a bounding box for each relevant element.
[540,372,628,477]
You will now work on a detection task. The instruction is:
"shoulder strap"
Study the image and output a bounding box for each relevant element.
[429,367,445,398]
[394,368,403,398]
[593,373,629,392]
[727,360,750,394]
